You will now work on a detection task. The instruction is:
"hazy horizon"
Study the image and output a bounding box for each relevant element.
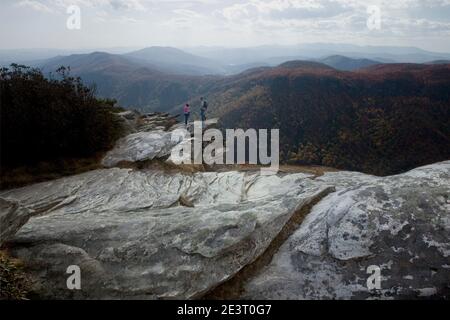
[2,42,450,55]
[1,0,450,52]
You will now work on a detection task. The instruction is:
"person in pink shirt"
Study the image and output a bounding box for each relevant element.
[183,103,190,126]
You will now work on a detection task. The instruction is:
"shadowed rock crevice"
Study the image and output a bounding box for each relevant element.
[202,187,335,300]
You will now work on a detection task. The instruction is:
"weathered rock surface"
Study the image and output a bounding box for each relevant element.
[0,169,331,299]
[102,131,179,167]
[0,198,33,245]
[102,116,219,168]
[1,111,449,301]
[242,162,450,299]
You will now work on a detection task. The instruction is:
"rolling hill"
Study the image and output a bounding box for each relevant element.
[201,62,450,175]
[427,60,450,65]
[40,51,146,74]
[185,43,450,64]
[38,52,216,112]
[318,55,381,71]
[124,46,226,75]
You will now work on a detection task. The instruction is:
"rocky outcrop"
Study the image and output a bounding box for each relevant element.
[1,112,449,300]
[0,198,33,245]
[102,112,181,167]
[240,162,450,299]
[1,161,449,300]
[0,169,332,299]
[102,114,218,168]
[102,131,179,167]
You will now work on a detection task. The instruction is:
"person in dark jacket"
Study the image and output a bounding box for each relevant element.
[200,97,208,125]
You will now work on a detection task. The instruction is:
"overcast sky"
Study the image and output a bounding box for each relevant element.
[1,0,450,52]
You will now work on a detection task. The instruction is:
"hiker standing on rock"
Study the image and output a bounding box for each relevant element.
[200,97,208,126]
[183,103,190,126]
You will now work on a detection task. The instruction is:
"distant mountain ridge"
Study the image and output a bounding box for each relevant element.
[38,51,216,112]
[4,43,450,73]
[277,60,334,70]
[124,46,226,75]
[40,52,147,74]
[318,55,381,71]
[427,60,450,65]
[185,43,450,64]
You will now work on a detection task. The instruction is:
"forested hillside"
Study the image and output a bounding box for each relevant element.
[205,62,450,175]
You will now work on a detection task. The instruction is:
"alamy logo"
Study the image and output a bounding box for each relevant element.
[170,122,279,175]
[366,265,381,290]
[66,265,81,290]
[367,5,381,30]
[67,5,81,30]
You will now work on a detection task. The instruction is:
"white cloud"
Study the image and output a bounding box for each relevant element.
[3,0,450,50]
[108,0,147,11]
[30,0,149,11]
[215,0,450,38]
[173,9,203,19]
[16,0,55,13]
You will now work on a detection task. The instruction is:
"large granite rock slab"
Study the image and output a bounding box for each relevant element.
[102,117,219,168]
[0,169,331,299]
[0,198,33,245]
[1,161,449,300]
[102,131,179,167]
[242,162,450,299]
